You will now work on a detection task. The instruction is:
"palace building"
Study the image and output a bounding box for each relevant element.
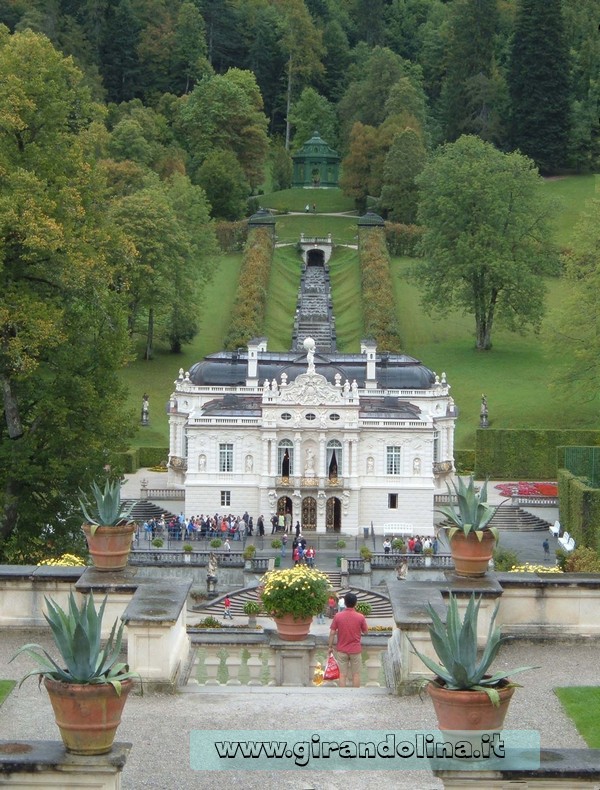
[167,337,456,534]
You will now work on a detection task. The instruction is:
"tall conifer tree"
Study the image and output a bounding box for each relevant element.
[508,0,571,174]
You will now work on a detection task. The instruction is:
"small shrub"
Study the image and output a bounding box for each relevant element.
[493,547,520,571]
[195,616,223,628]
[360,546,373,561]
[336,539,347,550]
[565,546,600,573]
[391,538,405,552]
[210,538,223,549]
[271,539,282,549]
[151,538,164,548]
[555,547,569,571]
[183,543,193,552]
[243,545,257,560]
[355,602,372,617]
[243,600,262,616]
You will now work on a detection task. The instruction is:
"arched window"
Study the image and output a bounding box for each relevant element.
[327,440,342,479]
[278,439,294,477]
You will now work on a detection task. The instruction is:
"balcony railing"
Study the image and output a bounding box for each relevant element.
[275,476,345,489]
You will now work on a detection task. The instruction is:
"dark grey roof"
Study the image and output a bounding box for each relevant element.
[202,394,262,416]
[359,398,421,419]
[189,350,435,389]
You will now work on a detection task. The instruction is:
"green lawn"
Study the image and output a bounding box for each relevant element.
[555,687,600,747]
[119,174,597,452]
[542,174,598,248]
[0,680,15,706]
[260,187,355,214]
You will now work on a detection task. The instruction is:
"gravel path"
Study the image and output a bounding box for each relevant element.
[1,628,596,790]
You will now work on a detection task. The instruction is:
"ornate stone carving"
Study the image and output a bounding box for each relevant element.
[278,372,345,406]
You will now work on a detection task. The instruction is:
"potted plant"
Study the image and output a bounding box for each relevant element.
[10,591,139,755]
[151,538,164,548]
[409,593,536,732]
[392,538,405,553]
[243,544,257,561]
[355,602,372,617]
[210,538,223,549]
[436,476,498,577]
[359,545,373,562]
[243,600,262,627]
[260,565,331,641]
[79,478,136,571]
[423,546,434,567]
[183,543,193,562]
[335,539,346,568]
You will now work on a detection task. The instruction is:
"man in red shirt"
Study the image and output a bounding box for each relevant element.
[327,592,368,687]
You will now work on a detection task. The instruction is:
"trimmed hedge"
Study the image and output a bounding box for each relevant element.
[475,429,600,479]
[558,468,600,552]
[223,227,273,350]
[138,447,168,467]
[214,220,248,252]
[359,227,403,350]
[454,449,475,475]
[384,222,424,257]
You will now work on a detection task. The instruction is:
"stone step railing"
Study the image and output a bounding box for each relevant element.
[348,553,453,571]
[190,642,387,687]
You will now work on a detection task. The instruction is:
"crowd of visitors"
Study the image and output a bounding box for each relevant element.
[382,534,438,554]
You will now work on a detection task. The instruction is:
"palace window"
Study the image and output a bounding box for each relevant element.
[278,439,294,476]
[386,446,401,475]
[281,413,292,421]
[219,443,233,473]
[433,430,441,462]
[221,491,231,507]
[329,413,340,421]
[305,413,316,421]
[388,493,398,509]
[327,440,342,478]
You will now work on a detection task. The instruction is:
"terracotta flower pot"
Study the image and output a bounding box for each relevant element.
[82,523,136,571]
[272,614,313,641]
[450,530,496,577]
[428,680,515,732]
[44,677,133,755]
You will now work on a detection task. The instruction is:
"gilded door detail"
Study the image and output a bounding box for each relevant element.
[301,497,317,531]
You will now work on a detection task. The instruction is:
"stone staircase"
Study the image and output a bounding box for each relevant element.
[292,262,336,352]
[490,505,552,531]
[121,500,178,523]
[195,574,393,620]
[438,505,552,532]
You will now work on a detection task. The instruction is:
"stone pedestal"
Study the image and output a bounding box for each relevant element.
[0,741,131,789]
[269,635,316,686]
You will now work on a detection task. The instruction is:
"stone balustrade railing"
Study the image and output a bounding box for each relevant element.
[190,638,388,687]
[348,553,453,572]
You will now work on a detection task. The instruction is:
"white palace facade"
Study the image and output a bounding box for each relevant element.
[167,336,457,535]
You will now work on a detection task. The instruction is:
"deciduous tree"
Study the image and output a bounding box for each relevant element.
[415,135,557,350]
[0,30,133,560]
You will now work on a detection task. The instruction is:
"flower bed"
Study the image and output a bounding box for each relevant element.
[495,481,558,497]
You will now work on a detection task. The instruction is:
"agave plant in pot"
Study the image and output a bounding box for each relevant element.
[11,591,140,755]
[79,478,136,571]
[409,593,536,732]
[437,476,498,577]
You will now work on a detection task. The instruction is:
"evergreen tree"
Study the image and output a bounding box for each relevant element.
[508,0,571,174]
[439,0,504,144]
[380,127,427,223]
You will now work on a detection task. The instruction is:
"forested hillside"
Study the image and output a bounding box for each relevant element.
[0,0,597,184]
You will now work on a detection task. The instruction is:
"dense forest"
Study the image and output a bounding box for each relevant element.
[0,0,598,191]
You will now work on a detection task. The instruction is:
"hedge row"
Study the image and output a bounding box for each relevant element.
[358,228,403,351]
[474,429,600,479]
[558,469,600,552]
[214,220,248,252]
[384,222,424,257]
[454,449,476,475]
[114,447,168,474]
[223,227,273,350]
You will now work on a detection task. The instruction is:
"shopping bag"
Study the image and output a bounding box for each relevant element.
[323,652,340,681]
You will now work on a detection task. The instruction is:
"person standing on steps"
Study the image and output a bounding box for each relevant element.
[328,592,368,688]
